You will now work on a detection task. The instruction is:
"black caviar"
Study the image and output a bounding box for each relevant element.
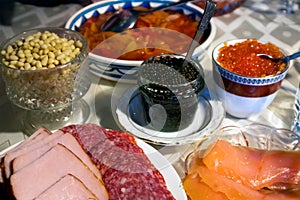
[140,55,203,85]
[137,54,205,132]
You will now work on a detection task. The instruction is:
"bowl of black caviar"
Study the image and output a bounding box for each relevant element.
[137,54,205,132]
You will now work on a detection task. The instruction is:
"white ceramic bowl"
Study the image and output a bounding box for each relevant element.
[65,0,216,82]
[212,39,290,118]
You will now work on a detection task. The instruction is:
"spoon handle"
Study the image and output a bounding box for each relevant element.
[185,0,216,61]
[285,51,300,62]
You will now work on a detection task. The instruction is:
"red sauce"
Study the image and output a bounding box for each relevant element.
[217,39,287,77]
[78,9,206,60]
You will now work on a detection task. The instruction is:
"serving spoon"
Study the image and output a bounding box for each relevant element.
[257,51,300,63]
[184,0,216,64]
[100,0,196,32]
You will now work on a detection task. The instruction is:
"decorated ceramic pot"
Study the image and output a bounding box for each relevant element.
[212,39,290,118]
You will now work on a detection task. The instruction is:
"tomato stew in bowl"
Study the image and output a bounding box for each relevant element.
[65,0,216,82]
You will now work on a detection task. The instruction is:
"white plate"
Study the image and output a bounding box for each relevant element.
[0,138,187,200]
[116,86,225,145]
[136,139,187,200]
[0,141,22,157]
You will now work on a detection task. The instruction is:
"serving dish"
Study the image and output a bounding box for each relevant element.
[188,123,300,153]
[136,139,187,199]
[0,27,91,134]
[116,86,225,145]
[0,137,187,200]
[65,0,216,83]
[184,123,300,199]
[212,39,290,118]
[137,54,205,132]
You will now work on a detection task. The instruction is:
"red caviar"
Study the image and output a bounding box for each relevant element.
[217,39,287,77]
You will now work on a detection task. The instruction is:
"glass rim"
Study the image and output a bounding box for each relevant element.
[138,53,204,88]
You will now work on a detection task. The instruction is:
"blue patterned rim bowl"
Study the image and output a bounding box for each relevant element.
[212,39,291,118]
[65,0,216,82]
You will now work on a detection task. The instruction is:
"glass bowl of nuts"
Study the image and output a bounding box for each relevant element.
[0,27,91,135]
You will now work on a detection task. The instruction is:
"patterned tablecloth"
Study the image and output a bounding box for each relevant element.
[0,0,299,177]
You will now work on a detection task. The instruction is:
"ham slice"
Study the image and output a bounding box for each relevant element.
[1,128,51,187]
[34,174,97,200]
[4,129,63,178]
[17,128,52,149]
[12,132,102,182]
[0,128,50,161]
[10,144,108,200]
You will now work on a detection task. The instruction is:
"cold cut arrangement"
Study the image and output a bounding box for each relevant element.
[0,123,175,200]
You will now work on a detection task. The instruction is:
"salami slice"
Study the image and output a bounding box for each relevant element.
[61,124,107,152]
[61,124,175,200]
[103,168,174,200]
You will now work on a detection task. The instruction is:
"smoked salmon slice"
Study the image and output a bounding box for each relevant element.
[197,164,266,200]
[202,140,300,190]
[256,150,300,191]
[183,140,300,200]
[183,154,229,200]
[183,172,228,200]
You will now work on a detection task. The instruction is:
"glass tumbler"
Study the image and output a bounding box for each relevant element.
[292,82,300,134]
[0,27,91,135]
[137,54,205,132]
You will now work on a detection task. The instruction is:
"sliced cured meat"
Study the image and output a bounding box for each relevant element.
[183,172,229,200]
[4,130,63,178]
[0,128,50,161]
[202,140,300,190]
[103,128,137,146]
[34,174,97,200]
[183,156,229,200]
[103,167,174,200]
[61,124,175,200]
[202,140,263,188]
[197,163,266,200]
[1,131,54,199]
[12,132,102,182]
[197,163,300,200]
[61,124,107,152]
[10,144,108,200]
[184,140,300,200]
[17,127,52,148]
[88,137,152,174]
[256,150,300,190]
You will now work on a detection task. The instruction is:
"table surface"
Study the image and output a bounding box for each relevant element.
[0,0,299,179]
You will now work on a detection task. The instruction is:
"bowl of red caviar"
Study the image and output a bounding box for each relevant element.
[212,38,290,118]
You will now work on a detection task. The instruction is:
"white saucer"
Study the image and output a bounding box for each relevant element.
[116,86,225,145]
